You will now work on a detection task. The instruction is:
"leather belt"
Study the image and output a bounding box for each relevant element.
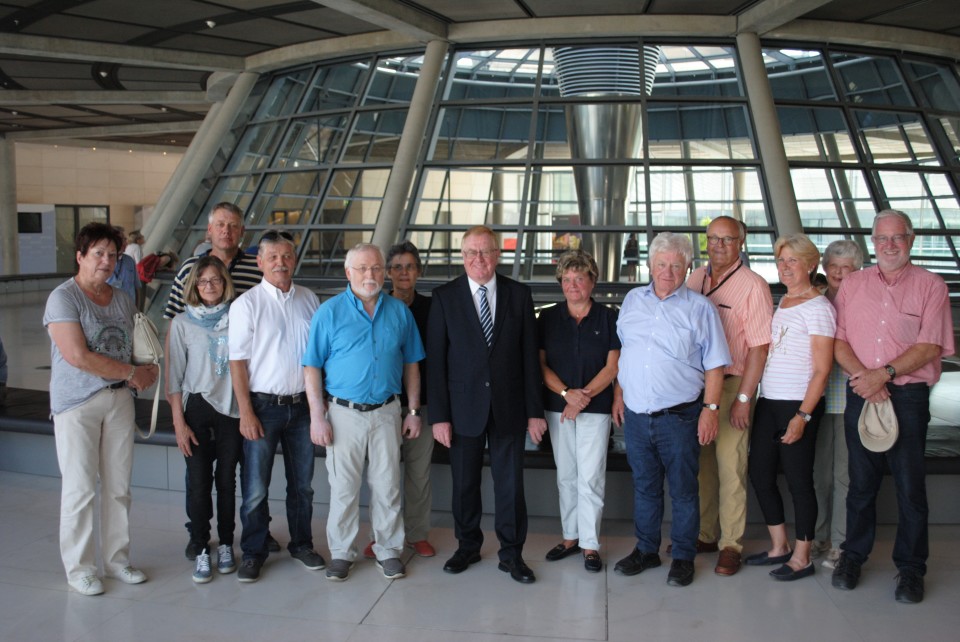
[326,394,396,413]
[647,398,701,418]
[106,381,126,390]
[252,391,305,405]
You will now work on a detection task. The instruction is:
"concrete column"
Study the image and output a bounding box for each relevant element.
[143,72,259,255]
[737,32,802,237]
[371,40,448,251]
[0,138,18,275]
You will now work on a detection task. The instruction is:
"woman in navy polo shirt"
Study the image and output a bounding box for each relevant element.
[538,250,621,573]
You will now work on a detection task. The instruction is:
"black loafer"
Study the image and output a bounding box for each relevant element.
[443,549,481,574]
[584,552,602,573]
[614,549,661,576]
[770,562,815,581]
[744,550,793,566]
[895,569,924,604]
[545,542,582,562]
[667,559,695,587]
[831,554,861,591]
[498,558,536,584]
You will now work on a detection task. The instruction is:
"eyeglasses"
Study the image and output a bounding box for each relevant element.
[706,235,740,247]
[197,277,223,288]
[871,234,910,246]
[463,249,499,260]
[389,263,418,272]
[351,265,384,275]
[260,230,295,243]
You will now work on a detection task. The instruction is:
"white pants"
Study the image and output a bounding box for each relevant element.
[53,387,135,582]
[546,410,610,551]
[326,401,404,561]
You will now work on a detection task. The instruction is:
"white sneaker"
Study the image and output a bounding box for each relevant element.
[69,575,104,596]
[110,566,147,584]
[821,548,841,569]
[193,549,213,584]
[217,544,236,574]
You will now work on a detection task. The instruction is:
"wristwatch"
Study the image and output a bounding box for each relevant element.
[796,410,813,423]
[702,403,720,411]
[408,408,420,417]
[884,364,896,381]
[736,393,750,404]
[560,387,569,398]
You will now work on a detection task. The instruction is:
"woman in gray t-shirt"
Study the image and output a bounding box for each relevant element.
[43,223,159,596]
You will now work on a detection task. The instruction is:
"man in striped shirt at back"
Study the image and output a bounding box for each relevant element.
[686,216,774,576]
[163,202,261,320]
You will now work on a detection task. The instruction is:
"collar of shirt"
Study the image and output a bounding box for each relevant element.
[259,277,295,302]
[874,261,914,287]
[468,275,497,319]
[705,258,741,281]
[639,281,690,302]
[345,286,383,318]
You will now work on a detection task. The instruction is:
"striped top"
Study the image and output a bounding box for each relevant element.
[162,250,261,319]
[687,261,773,376]
[760,296,836,400]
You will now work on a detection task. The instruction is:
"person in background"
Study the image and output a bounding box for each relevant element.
[107,226,138,305]
[166,257,242,584]
[124,230,144,265]
[813,240,863,569]
[623,233,639,282]
[539,249,619,573]
[363,240,436,560]
[43,222,159,596]
[746,234,835,582]
[832,210,954,604]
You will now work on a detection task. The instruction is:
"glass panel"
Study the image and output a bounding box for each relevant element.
[650,45,742,98]
[205,174,261,214]
[276,115,349,168]
[530,103,570,159]
[904,60,960,111]
[317,169,391,227]
[444,49,540,100]
[432,106,532,161]
[363,57,421,105]
[412,167,529,226]
[778,106,856,162]
[299,229,373,276]
[935,116,960,160]
[831,52,913,107]
[764,48,836,101]
[343,109,408,162]
[225,122,286,172]
[791,168,875,229]
[246,171,327,227]
[854,110,936,164]
[646,167,764,227]
[253,68,311,120]
[301,62,367,112]
[647,103,753,159]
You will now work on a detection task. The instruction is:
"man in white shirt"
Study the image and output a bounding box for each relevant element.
[229,230,323,583]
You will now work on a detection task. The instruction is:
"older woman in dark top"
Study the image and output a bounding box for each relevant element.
[539,250,620,572]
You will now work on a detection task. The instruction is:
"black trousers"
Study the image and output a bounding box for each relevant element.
[749,397,824,541]
[183,394,243,546]
[449,415,528,562]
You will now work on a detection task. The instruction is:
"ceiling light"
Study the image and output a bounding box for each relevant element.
[10,110,17,115]
[205,20,216,29]
[99,70,109,78]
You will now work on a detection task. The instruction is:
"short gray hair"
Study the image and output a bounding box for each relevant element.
[345,243,384,269]
[822,239,864,270]
[648,232,693,268]
[872,209,914,236]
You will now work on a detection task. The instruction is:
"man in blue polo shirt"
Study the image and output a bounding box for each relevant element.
[304,243,425,582]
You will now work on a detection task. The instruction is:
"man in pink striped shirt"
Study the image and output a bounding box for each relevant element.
[831,210,954,604]
[687,216,773,576]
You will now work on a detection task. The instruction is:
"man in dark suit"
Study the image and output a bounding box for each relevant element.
[428,225,546,584]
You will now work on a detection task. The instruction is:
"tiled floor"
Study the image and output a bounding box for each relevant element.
[1,470,960,642]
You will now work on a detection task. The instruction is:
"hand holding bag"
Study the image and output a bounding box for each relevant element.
[131,312,164,439]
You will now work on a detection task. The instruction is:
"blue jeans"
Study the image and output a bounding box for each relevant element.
[843,383,930,574]
[624,403,701,561]
[240,397,315,561]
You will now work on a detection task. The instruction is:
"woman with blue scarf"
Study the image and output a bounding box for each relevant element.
[166,256,241,584]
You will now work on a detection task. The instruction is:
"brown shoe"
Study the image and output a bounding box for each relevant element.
[714,547,741,576]
[666,539,720,556]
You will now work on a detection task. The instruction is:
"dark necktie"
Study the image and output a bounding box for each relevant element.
[477,285,493,347]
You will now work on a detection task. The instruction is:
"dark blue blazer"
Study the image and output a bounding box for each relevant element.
[427,273,543,437]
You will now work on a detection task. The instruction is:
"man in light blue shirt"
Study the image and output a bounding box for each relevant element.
[613,232,730,588]
[304,243,425,582]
